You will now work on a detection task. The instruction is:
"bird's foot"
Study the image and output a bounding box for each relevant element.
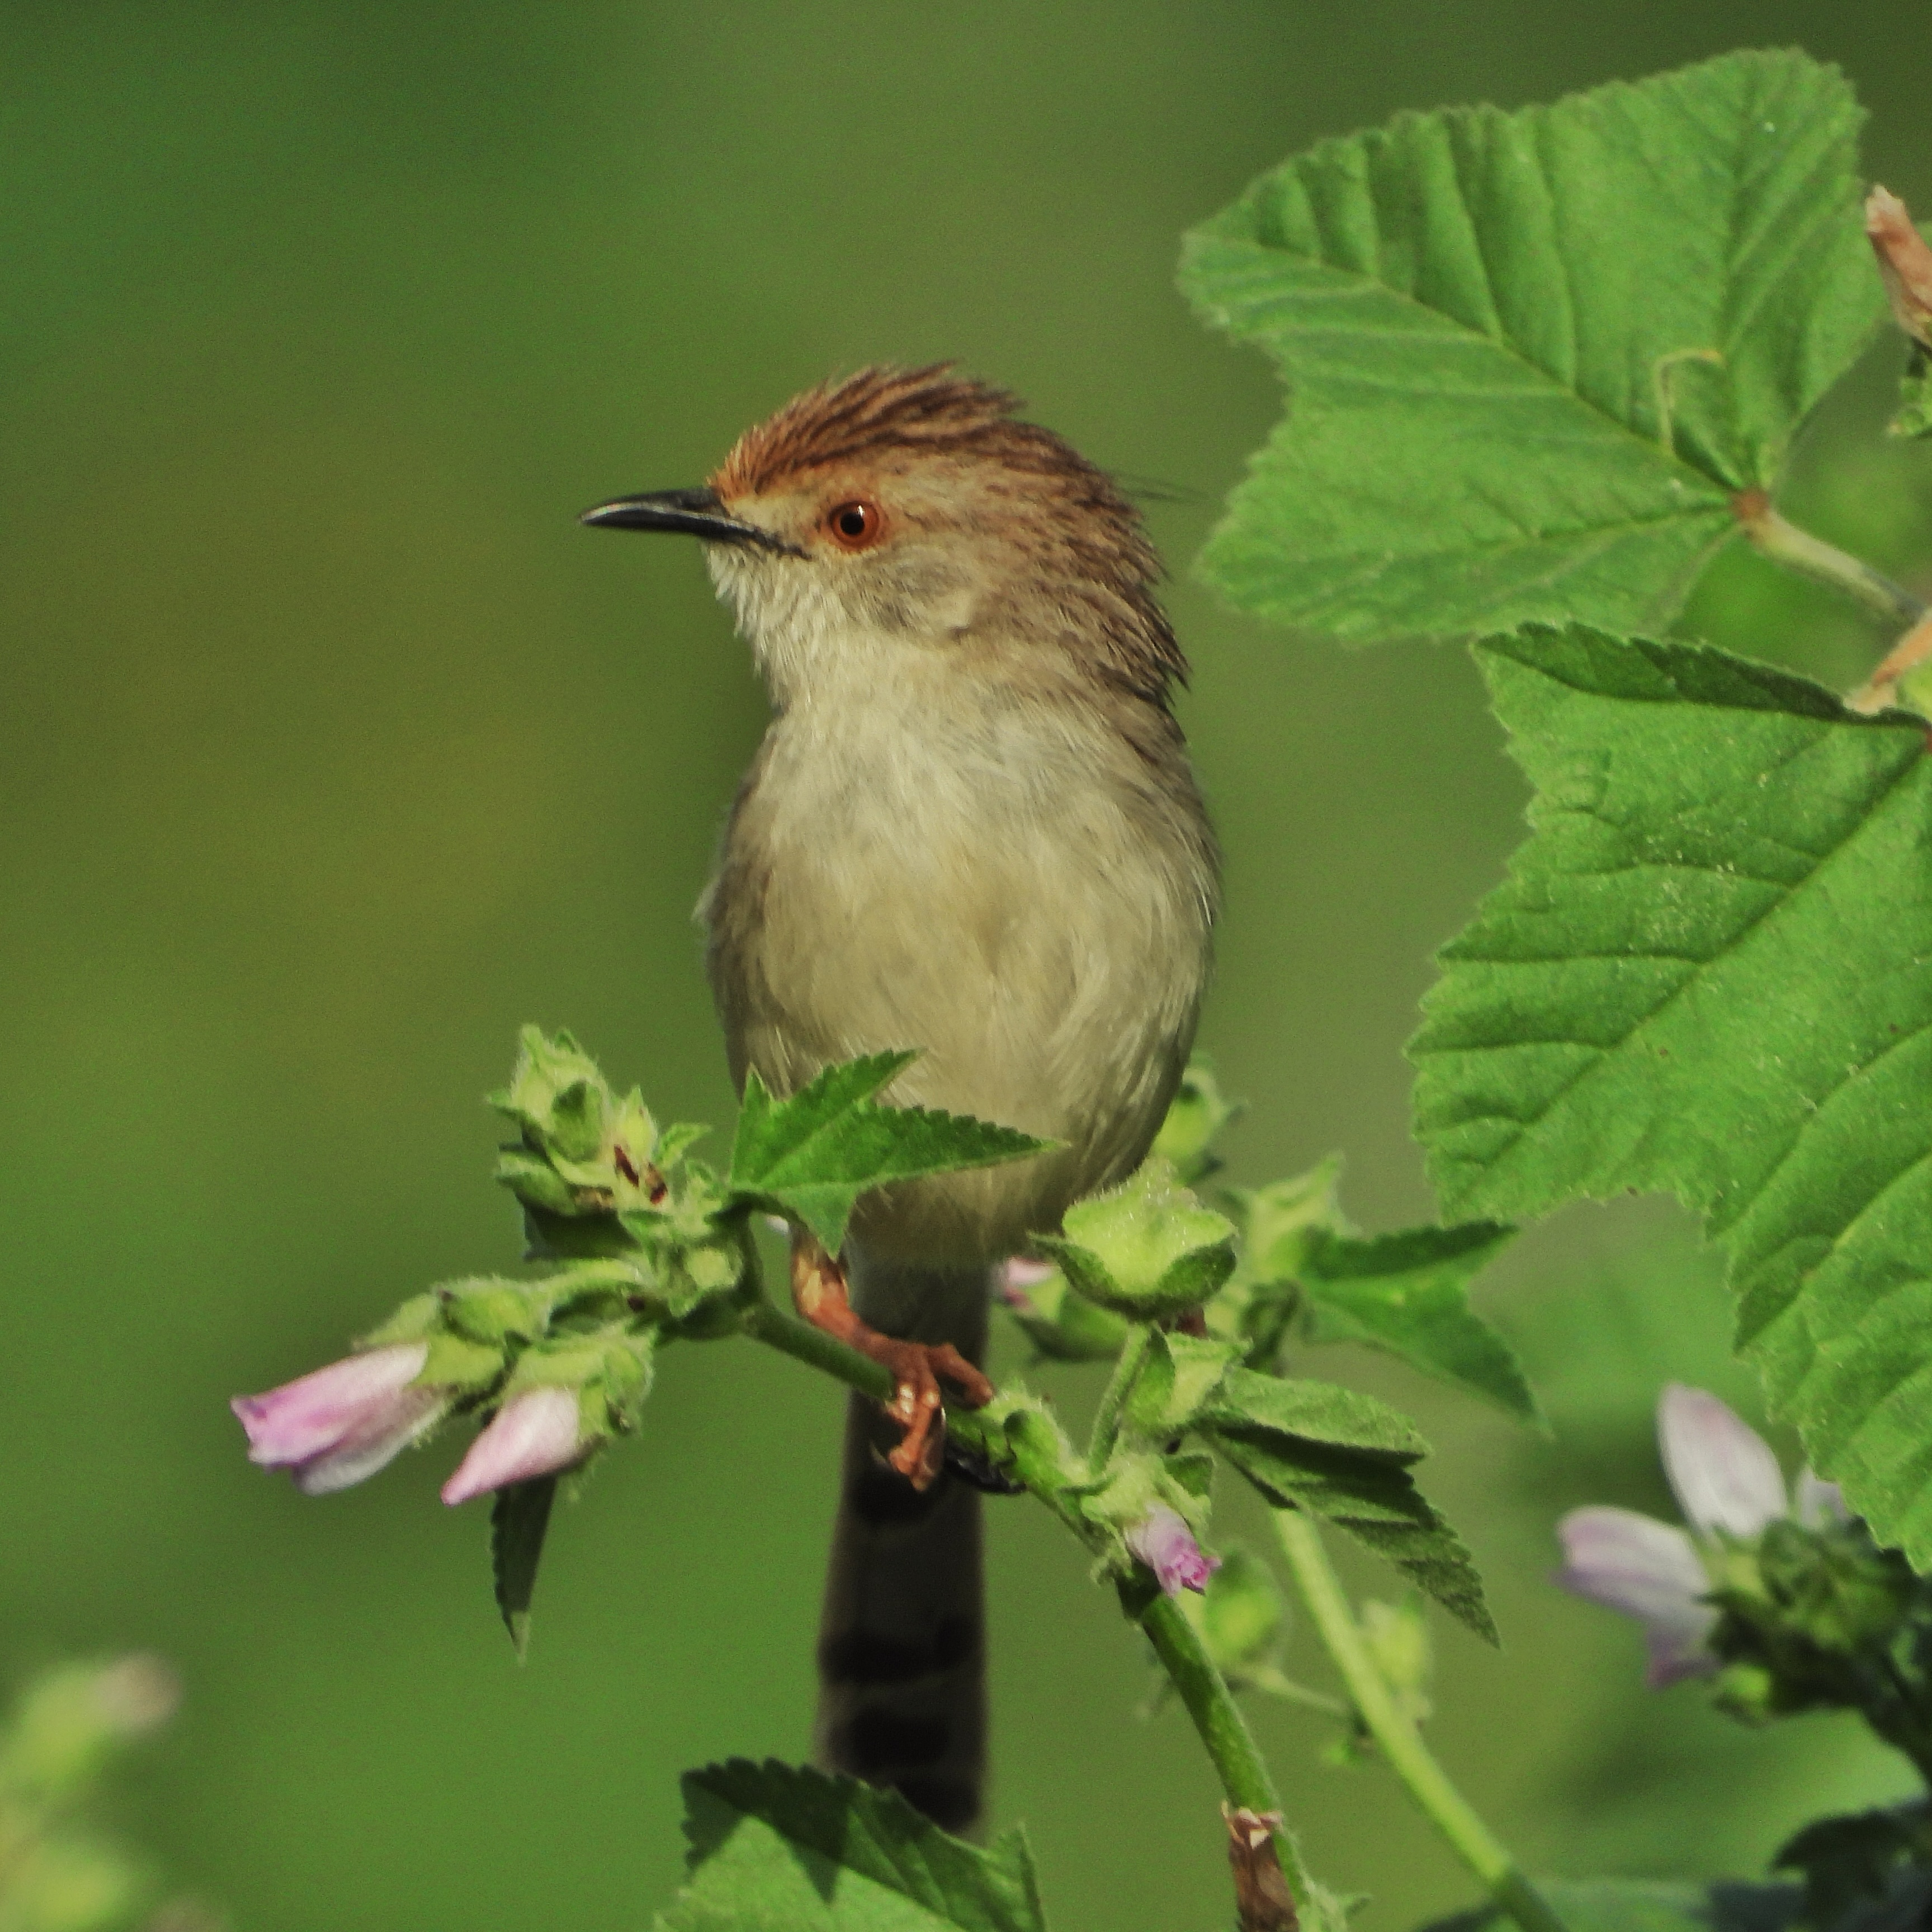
[789,1232,993,1490]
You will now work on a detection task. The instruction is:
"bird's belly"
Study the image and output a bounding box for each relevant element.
[709,734,1210,1263]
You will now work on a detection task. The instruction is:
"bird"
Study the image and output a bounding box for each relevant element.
[582,365,1218,1835]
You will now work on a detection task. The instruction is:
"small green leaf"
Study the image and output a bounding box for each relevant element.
[1423,1879,1802,1932]
[1182,50,1879,643]
[490,1477,556,1660]
[1204,1366,1428,1461]
[1360,1594,1433,1726]
[658,1759,1047,1932]
[1038,1159,1237,1318]
[1412,622,1932,1564]
[728,1057,1053,1256]
[1301,1224,1541,1426]
[1202,1374,1490,1640]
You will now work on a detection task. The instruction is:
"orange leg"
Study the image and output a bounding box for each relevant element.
[790,1230,993,1490]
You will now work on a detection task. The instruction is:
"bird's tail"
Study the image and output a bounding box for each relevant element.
[814,1251,993,1835]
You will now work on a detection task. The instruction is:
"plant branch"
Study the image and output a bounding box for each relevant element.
[1273,1509,1566,1932]
[1135,1582,1317,1919]
[744,1291,1314,1915]
[1731,492,1925,625]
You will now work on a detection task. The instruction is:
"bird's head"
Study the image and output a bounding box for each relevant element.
[582,365,1186,709]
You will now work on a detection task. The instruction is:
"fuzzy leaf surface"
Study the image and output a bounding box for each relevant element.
[1180,50,1879,641]
[1413,622,1932,1563]
[1302,1224,1541,1425]
[657,1759,1047,1932]
[728,1056,1052,1255]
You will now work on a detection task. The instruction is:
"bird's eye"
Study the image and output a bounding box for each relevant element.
[824,498,884,551]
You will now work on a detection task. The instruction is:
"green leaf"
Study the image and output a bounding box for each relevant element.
[728,1056,1053,1256]
[1180,50,1880,642]
[1412,621,1932,1563]
[656,1760,1047,1932]
[1204,1366,1428,1461]
[1301,1224,1542,1425]
[490,1477,556,1660]
[1423,1879,1802,1932]
[1201,1371,1490,1637]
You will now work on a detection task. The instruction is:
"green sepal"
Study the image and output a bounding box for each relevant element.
[1361,1594,1434,1726]
[727,1056,1054,1256]
[1206,1158,1346,1364]
[998,1260,1131,1362]
[490,1476,556,1660]
[434,1277,550,1348]
[1161,1449,1217,1501]
[417,1331,506,1395]
[1150,1056,1244,1185]
[1122,1331,1241,1440]
[1036,1159,1236,1319]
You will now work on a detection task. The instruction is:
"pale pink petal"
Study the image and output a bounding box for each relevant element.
[1658,1385,1785,1539]
[998,1256,1056,1310]
[232,1343,428,1465]
[1557,1505,1717,1686]
[1796,1467,1850,1527]
[441,1387,584,1505]
[232,1342,445,1494]
[1126,1504,1221,1596]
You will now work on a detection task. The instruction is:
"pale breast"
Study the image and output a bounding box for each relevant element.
[703,663,1216,1263]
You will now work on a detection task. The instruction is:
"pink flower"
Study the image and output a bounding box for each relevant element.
[440,1387,586,1505]
[1556,1384,1846,1687]
[232,1342,446,1496]
[997,1255,1056,1313]
[1127,1503,1221,1596]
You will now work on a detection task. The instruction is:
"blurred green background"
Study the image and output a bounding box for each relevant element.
[6,4,1932,1927]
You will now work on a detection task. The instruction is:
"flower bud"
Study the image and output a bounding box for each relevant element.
[1038,1160,1236,1320]
[232,1341,447,1496]
[1127,1503,1221,1596]
[440,1386,587,1505]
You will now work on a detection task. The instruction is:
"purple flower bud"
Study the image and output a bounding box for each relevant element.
[1557,1505,1718,1687]
[232,1342,446,1496]
[441,1387,586,1505]
[1657,1384,1785,1538]
[1127,1503,1221,1596]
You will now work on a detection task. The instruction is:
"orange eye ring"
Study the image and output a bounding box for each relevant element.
[824,498,885,551]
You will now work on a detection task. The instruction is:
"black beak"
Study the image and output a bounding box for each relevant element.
[578,486,798,555]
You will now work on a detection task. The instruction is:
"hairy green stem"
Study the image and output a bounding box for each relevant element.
[1087,1322,1153,1470]
[1273,1510,1566,1932]
[1136,1583,1316,1916]
[1735,495,1925,625]
[743,1298,1315,1910]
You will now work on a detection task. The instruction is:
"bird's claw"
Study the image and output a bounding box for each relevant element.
[789,1231,991,1492]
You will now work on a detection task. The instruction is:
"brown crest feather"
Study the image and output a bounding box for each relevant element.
[712,365,1189,701]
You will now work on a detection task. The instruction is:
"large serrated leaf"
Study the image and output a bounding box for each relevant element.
[1301,1224,1542,1426]
[1413,621,1932,1563]
[727,1056,1054,1256]
[1180,50,1880,643]
[656,1759,1047,1932]
[1204,1366,1429,1461]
